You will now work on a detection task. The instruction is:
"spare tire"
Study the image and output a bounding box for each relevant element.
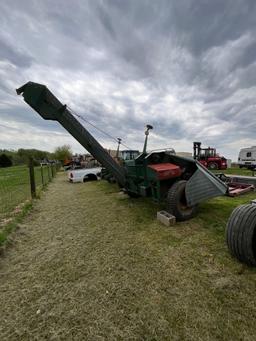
[166,180,198,221]
[226,204,256,266]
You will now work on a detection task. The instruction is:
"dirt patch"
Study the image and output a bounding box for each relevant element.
[0,173,256,340]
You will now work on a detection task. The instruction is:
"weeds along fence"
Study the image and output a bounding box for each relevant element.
[0,160,60,224]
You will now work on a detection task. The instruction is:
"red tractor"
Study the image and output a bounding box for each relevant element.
[193,142,227,170]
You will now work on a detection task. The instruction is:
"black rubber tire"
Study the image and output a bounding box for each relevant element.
[226,204,256,266]
[166,180,198,221]
[208,162,218,170]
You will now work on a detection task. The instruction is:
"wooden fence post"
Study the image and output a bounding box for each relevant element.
[29,157,36,198]
[40,165,44,186]
[47,164,51,181]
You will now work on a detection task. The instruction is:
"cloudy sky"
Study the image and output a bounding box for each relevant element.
[0,0,256,160]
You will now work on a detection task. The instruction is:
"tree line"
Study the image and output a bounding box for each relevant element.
[0,145,72,168]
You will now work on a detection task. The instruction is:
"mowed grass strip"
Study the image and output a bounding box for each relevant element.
[0,172,256,340]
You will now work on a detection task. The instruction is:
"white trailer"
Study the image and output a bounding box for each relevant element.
[238,146,256,169]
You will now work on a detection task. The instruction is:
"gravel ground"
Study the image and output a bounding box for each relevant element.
[1,172,256,340]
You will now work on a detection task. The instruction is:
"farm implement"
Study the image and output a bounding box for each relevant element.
[16,82,256,266]
[215,173,255,197]
[16,82,227,221]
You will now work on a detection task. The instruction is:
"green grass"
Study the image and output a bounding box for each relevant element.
[214,166,255,176]
[0,165,30,220]
[0,164,55,221]
[0,164,57,245]
[92,181,256,340]
[1,173,256,339]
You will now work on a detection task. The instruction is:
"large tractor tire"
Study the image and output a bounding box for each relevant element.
[226,204,256,266]
[208,162,218,170]
[166,180,197,221]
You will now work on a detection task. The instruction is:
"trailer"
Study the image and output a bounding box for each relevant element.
[238,146,256,169]
[16,82,227,221]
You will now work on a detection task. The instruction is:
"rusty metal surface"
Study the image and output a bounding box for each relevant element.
[228,183,254,197]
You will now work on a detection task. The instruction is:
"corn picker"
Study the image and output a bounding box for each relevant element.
[17,82,256,266]
[16,82,227,221]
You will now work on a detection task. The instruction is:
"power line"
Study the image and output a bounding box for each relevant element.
[67,105,132,150]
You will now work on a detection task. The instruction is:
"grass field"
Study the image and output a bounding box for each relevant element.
[0,172,256,340]
[0,165,55,223]
[0,165,30,221]
[213,167,255,176]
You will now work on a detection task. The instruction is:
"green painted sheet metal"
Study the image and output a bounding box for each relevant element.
[16,81,228,206]
[186,161,228,206]
[16,82,127,187]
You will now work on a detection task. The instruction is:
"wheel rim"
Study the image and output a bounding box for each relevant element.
[209,163,217,169]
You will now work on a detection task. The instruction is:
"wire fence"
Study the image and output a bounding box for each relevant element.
[0,162,60,224]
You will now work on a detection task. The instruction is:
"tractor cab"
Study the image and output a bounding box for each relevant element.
[194,142,217,159]
[198,147,216,159]
[120,150,140,161]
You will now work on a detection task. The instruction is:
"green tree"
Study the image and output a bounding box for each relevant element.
[17,148,53,164]
[0,153,13,167]
[53,145,72,163]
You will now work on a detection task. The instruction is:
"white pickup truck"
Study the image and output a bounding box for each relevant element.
[68,167,102,183]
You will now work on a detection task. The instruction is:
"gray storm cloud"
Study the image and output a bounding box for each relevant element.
[0,0,256,160]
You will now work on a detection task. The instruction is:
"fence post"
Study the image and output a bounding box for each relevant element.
[41,165,44,186]
[47,164,51,181]
[29,158,36,198]
[51,164,54,177]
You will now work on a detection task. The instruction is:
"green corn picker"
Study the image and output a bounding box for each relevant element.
[16,81,227,222]
[19,82,256,267]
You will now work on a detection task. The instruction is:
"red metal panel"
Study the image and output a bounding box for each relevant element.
[228,183,254,197]
[148,163,181,180]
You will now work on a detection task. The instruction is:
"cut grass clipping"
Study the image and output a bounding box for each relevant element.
[0,172,256,340]
[0,201,32,246]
